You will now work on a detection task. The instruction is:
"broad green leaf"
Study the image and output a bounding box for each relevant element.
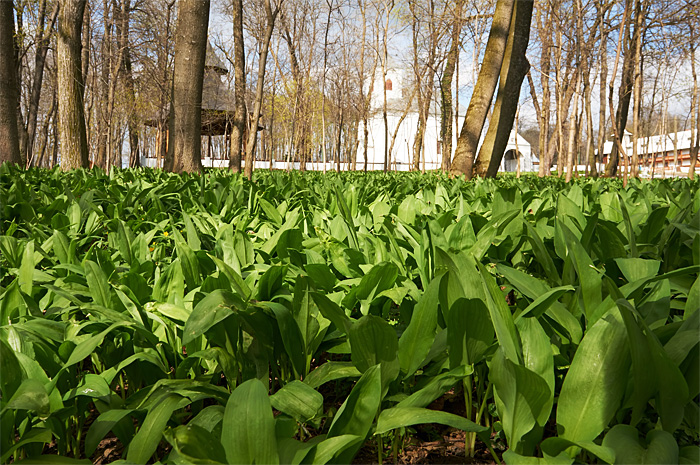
[540,437,615,463]
[84,260,111,308]
[1,378,50,419]
[601,425,678,465]
[349,315,399,390]
[270,380,323,423]
[127,394,185,464]
[221,379,279,465]
[85,409,135,456]
[477,261,522,364]
[398,274,442,377]
[165,424,227,464]
[326,365,381,462]
[375,407,487,436]
[490,349,551,454]
[0,428,53,464]
[183,290,244,345]
[446,297,493,367]
[19,240,34,295]
[614,258,661,284]
[303,362,361,389]
[557,307,629,442]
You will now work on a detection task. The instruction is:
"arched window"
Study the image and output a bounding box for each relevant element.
[385,79,393,91]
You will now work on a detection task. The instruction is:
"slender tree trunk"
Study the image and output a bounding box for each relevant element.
[57,0,90,170]
[116,0,140,168]
[605,0,637,178]
[475,0,533,178]
[440,0,463,171]
[0,0,21,164]
[689,27,699,179]
[565,74,581,182]
[245,0,278,180]
[167,0,209,173]
[229,0,245,173]
[451,0,515,178]
[24,0,58,166]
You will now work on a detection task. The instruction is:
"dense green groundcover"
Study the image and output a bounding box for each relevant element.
[0,164,699,464]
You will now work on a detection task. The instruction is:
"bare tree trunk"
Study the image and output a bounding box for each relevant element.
[57,0,90,170]
[565,74,581,182]
[475,0,533,178]
[0,0,21,164]
[245,0,279,180]
[440,0,463,171]
[451,0,515,178]
[167,0,209,173]
[689,26,699,179]
[116,0,140,168]
[24,0,58,166]
[229,0,245,173]
[605,0,640,178]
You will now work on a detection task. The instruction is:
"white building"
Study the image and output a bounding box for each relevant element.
[357,64,535,172]
[599,130,698,176]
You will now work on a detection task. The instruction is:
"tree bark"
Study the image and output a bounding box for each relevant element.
[244,0,278,180]
[440,0,463,172]
[57,0,90,170]
[451,0,515,178]
[689,26,698,179]
[229,0,246,173]
[167,0,210,173]
[0,0,21,165]
[24,0,59,166]
[474,0,533,178]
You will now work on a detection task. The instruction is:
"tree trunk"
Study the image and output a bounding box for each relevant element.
[25,0,58,166]
[689,26,698,179]
[244,0,278,180]
[229,0,245,173]
[605,0,639,178]
[167,0,209,173]
[57,0,90,170]
[0,0,21,164]
[451,0,515,178]
[440,1,462,172]
[475,0,533,178]
[116,0,140,168]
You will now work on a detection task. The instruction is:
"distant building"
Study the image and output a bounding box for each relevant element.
[357,63,536,172]
[599,130,699,176]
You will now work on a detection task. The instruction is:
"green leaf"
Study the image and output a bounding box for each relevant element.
[349,315,400,391]
[445,297,493,367]
[270,380,323,423]
[375,407,487,436]
[303,362,361,389]
[326,365,382,463]
[556,307,629,442]
[0,428,53,464]
[221,379,279,465]
[601,425,678,465]
[85,409,135,456]
[515,286,575,321]
[165,424,227,464]
[490,349,551,454]
[614,258,660,283]
[183,290,244,345]
[127,394,184,465]
[19,240,34,295]
[398,274,442,377]
[477,261,522,363]
[1,379,50,419]
[540,437,615,463]
[84,260,111,308]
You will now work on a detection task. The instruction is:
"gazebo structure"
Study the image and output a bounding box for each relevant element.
[143,42,258,167]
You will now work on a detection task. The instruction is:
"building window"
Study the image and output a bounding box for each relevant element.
[385,79,393,91]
